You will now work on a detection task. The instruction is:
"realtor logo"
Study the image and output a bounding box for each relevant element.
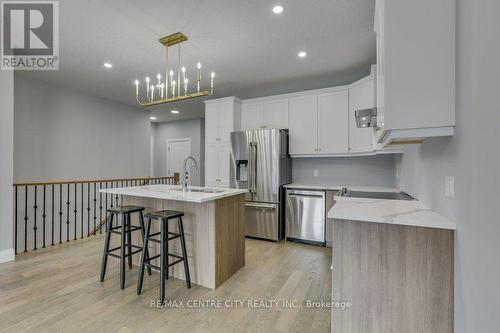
[1,1,59,70]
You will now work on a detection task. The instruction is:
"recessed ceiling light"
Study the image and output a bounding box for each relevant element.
[272,5,284,14]
[171,110,180,114]
[103,62,112,68]
[298,51,307,58]
[150,116,157,120]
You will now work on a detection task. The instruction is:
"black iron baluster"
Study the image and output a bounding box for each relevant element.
[51,185,55,246]
[99,182,103,234]
[14,186,18,254]
[105,181,109,212]
[110,181,113,208]
[81,183,84,238]
[93,183,97,233]
[74,183,77,240]
[24,186,28,252]
[42,185,46,248]
[87,183,90,237]
[66,184,70,242]
[33,186,38,250]
[115,181,119,207]
[59,184,62,244]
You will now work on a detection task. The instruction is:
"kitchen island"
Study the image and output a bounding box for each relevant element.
[100,185,247,289]
[328,196,456,333]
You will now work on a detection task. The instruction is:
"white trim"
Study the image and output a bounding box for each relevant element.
[241,69,376,105]
[376,126,455,146]
[0,248,15,264]
[204,96,241,105]
[290,149,403,158]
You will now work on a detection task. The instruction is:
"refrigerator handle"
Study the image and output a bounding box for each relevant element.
[251,142,257,193]
[248,142,253,193]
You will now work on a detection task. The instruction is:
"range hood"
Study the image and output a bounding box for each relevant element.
[355,107,377,128]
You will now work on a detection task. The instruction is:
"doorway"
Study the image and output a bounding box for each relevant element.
[166,138,192,183]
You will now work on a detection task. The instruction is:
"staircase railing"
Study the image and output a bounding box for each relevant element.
[13,174,179,254]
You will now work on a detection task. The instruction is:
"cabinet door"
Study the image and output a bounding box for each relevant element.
[217,101,234,142]
[289,95,318,155]
[317,91,349,154]
[217,143,231,188]
[241,103,263,130]
[349,80,375,153]
[205,103,219,143]
[205,144,219,186]
[263,99,288,129]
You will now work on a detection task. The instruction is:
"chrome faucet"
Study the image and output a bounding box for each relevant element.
[182,155,198,191]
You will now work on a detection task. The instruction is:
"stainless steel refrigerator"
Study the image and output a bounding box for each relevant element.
[230,129,291,241]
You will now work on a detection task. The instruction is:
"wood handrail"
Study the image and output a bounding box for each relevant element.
[13,173,180,187]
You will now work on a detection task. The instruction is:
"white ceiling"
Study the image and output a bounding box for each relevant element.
[22,0,376,123]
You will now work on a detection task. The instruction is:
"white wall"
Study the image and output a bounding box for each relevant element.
[14,74,151,182]
[152,119,205,186]
[292,155,395,187]
[0,70,15,262]
[395,0,500,331]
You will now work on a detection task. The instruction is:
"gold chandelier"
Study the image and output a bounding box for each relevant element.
[134,32,215,107]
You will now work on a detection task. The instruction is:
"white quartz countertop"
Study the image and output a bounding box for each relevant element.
[328,197,456,230]
[100,185,247,203]
[283,183,399,192]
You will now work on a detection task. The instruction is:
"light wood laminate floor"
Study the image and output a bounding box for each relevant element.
[0,236,331,332]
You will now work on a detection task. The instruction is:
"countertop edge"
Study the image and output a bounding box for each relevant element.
[283,183,399,192]
[328,197,457,231]
[99,186,247,203]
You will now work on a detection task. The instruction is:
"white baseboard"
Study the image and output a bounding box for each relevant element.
[0,248,15,263]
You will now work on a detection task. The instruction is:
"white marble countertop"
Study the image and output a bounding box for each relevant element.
[328,197,456,230]
[283,183,399,192]
[100,185,247,203]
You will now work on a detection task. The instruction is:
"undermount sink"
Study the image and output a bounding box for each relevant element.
[172,188,225,194]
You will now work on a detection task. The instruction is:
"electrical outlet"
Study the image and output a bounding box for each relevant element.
[313,169,319,177]
[445,176,454,198]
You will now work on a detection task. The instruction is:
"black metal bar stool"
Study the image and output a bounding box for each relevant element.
[137,210,191,303]
[100,205,151,289]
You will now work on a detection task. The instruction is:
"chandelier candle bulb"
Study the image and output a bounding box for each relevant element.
[210,72,215,94]
[150,85,155,100]
[134,80,139,97]
[184,78,188,96]
[181,66,186,83]
[157,73,161,87]
[145,77,150,100]
[172,80,176,97]
[197,62,201,92]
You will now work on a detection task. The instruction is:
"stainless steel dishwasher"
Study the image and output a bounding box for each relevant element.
[285,189,325,245]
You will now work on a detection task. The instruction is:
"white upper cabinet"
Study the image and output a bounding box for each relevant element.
[289,90,349,156]
[317,91,349,154]
[204,97,241,143]
[289,95,318,155]
[349,77,375,153]
[263,99,288,129]
[241,98,289,130]
[241,103,263,130]
[374,0,455,145]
